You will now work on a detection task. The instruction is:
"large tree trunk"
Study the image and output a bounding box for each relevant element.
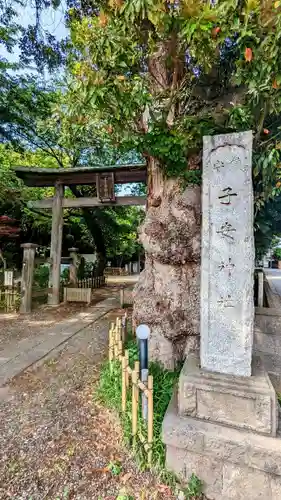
[133,159,201,370]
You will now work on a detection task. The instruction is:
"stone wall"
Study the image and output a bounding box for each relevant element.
[255,307,281,391]
[264,278,281,309]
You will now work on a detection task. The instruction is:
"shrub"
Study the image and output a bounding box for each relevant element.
[274,248,281,261]
[33,265,49,288]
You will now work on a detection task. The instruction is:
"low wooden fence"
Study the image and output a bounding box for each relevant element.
[64,287,91,304]
[77,275,106,288]
[109,317,153,465]
[0,282,50,312]
[62,275,106,304]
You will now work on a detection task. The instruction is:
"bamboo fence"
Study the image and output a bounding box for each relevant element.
[0,283,21,312]
[109,317,154,465]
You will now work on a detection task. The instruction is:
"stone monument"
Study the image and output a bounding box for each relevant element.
[200,131,254,377]
[162,132,281,500]
[69,247,79,286]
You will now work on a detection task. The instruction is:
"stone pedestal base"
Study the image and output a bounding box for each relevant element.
[162,390,281,500]
[179,354,278,436]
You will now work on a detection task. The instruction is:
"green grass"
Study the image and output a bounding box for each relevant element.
[96,339,203,498]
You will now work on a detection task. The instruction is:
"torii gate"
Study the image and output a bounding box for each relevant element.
[15,164,147,306]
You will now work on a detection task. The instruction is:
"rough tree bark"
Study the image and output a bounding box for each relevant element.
[133,160,201,370]
[133,37,201,369]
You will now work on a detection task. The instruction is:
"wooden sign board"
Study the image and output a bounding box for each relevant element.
[96,173,115,202]
[4,270,14,286]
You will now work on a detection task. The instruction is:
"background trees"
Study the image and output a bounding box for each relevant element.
[66,0,281,254]
[0,0,145,270]
[2,0,281,276]
[62,0,281,366]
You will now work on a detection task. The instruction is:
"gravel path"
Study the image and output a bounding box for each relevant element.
[0,309,174,500]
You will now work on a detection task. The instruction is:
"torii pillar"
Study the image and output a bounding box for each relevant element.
[48,182,64,305]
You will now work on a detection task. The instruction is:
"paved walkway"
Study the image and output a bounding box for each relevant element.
[0,297,119,387]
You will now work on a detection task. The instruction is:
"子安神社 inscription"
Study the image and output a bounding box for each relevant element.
[218,187,237,205]
[216,221,236,241]
[201,131,254,377]
[218,257,235,277]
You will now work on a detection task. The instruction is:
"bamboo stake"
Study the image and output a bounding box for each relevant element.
[114,329,119,358]
[118,340,123,359]
[109,323,114,361]
[111,328,115,355]
[108,328,112,357]
[122,311,127,343]
[120,287,124,308]
[121,313,126,342]
[147,375,153,466]
[122,355,127,412]
[116,329,120,343]
[109,329,114,370]
[125,350,129,388]
[117,321,122,344]
[134,360,140,378]
[114,318,119,343]
[132,365,139,439]
[110,328,113,360]
[118,321,122,338]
